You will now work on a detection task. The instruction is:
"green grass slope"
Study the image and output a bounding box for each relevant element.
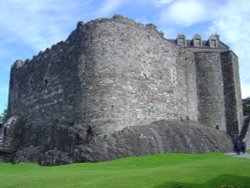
[0,152,250,188]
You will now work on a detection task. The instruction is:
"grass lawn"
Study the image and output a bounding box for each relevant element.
[0,152,250,188]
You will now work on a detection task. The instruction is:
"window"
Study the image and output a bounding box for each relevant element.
[208,35,218,48]
[3,127,7,137]
[176,34,186,47]
[178,39,185,47]
[171,67,177,85]
[192,34,202,47]
[210,39,216,48]
[44,79,48,86]
[194,39,201,46]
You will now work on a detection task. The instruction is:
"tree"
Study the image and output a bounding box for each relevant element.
[242,97,250,116]
[0,108,8,124]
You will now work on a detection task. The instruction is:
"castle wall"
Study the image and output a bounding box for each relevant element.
[8,40,83,127]
[7,17,199,136]
[76,17,198,134]
[7,16,243,139]
[221,51,243,138]
[195,52,226,130]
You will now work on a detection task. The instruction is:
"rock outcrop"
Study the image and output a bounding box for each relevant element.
[0,116,25,153]
[7,120,232,166]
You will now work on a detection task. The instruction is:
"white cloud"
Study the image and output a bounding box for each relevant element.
[208,0,250,98]
[0,0,124,53]
[0,0,93,52]
[159,0,210,26]
[157,0,224,27]
[154,0,174,7]
[1,2,63,51]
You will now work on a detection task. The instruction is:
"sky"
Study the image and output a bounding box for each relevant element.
[0,0,250,113]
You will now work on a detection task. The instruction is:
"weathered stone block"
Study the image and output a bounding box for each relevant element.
[0,116,25,153]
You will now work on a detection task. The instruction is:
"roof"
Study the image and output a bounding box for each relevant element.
[167,39,230,50]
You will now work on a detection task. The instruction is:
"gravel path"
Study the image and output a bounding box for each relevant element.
[224,153,250,159]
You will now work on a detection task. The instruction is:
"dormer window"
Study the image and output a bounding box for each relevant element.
[208,35,218,48]
[178,38,185,47]
[192,34,202,47]
[210,39,216,48]
[194,39,201,46]
[176,33,186,47]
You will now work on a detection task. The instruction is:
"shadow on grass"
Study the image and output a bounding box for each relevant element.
[154,175,250,188]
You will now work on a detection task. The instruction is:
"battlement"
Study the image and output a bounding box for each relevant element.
[12,15,166,72]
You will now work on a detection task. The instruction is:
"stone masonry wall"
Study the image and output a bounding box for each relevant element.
[8,16,198,136]
[75,16,198,134]
[8,37,83,127]
[195,52,226,130]
[221,51,243,138]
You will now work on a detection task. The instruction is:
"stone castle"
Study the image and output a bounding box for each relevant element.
[0,15,246,165]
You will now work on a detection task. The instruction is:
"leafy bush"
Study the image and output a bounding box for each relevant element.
[242,97,250,116]
[0,108,8,124]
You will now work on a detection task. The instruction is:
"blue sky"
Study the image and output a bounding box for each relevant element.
[0,0,250,113]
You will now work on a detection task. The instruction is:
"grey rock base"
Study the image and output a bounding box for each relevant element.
[1,120,233,166]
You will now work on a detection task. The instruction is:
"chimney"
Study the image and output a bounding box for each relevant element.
[215,33,220,41]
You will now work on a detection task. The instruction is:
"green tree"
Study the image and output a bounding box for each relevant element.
[242,97,250,116]
[0,108,8,123]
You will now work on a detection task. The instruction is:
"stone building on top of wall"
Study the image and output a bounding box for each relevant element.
[168,33,243,138]
[171,33,226,50]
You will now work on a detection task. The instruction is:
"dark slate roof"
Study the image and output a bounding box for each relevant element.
[167,39,229,50]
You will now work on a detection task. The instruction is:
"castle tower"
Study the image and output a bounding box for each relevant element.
[195,52,226,131]
[172,33,243,138]
[221,51,243,137]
